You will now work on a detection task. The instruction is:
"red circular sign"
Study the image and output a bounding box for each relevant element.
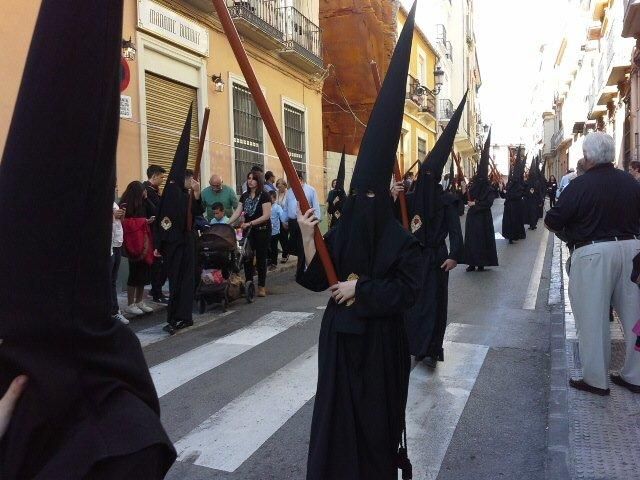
[120,58,131,92]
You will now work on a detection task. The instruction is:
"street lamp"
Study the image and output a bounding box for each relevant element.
[211,74,225,93]
[121,37,136,61]
[433,64,445,95]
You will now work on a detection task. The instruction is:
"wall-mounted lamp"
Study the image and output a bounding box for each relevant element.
[211,74,225,93]
[122,37,137,61]
[433,64,445,95]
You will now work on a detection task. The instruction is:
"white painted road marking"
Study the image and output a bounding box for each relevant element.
[523,227,549,310]
[136,310,235,348]
[175,345,318,472]
[405,341,489,480]
[150,311,313,397]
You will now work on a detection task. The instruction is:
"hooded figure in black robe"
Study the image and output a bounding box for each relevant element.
[464,129,499,271]
[155,106,204,334]
[0,1,175,478]
[523,155,543,230]
[502,148,527,243]
[404,93,466,366]
[296,4,422,478]
[326,148,347,229]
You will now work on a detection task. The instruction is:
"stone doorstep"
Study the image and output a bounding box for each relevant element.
[116,255,299,318]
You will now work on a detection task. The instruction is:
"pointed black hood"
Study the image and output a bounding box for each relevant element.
[332,0,416,283]
[0,1,174,476]
[350,1,416,195]
[155,106,193,245]
[422,91,468,180]
[410,92,467,231]
[469,128,493,200]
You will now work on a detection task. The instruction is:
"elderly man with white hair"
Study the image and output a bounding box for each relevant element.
[545,132,640,395]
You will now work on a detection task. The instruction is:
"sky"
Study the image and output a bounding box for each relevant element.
[474,0,557,145]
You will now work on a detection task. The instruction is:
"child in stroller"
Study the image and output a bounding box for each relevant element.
[195,223,255,313]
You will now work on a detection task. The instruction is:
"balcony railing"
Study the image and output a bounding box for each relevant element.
[439,99,454,120]
[406,74,436,116]
[227,0,284,47]
[280,6,322,68]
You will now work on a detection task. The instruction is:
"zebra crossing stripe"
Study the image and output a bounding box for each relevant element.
[174,345,318,472]
[150,311,314,398]
[405,341,488,480]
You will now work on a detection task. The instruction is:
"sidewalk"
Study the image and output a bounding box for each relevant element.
[546,235,640,479]
[117,255,299,319]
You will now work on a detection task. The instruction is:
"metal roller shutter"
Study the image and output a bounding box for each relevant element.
[145,72,199,184]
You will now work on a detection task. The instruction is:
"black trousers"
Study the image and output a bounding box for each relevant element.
[549,194,556,208]
[110,247,121,315]
[279,222,289,258]
[149,256,167,298]
[245,227,270,287]
[164,233,195,327]
[269,233,281,266]
[287,218,302,257]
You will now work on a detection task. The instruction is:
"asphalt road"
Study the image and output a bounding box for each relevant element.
[130,199,553,480]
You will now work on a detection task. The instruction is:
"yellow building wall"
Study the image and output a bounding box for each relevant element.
[1,0,325,201]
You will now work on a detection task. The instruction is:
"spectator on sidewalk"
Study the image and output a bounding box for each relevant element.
[556,168,576,199]
[111,193,128,324]
[242,165,265,194]
[546,175,558,208]
[120,181,156,317]
[629,160,640,182]
[275,179,290,263]
[545,132,640,395]
[144,165,169,303]
[209,202,229,224]
[285,170,321,258]
[229,171,272,297]
[202,174,238,219]
[264,171,277,193]
[268,190,288,270]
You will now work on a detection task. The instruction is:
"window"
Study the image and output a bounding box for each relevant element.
[418,137,427,161]
[284,104,306,174]
[233,83,264,193]
[418,55,426,86]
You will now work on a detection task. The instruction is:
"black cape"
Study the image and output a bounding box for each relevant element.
[326,188,346,229]
[404,190,463,360]
[502,181,527,241]
[297,222,422,480]
[464,186,499,267]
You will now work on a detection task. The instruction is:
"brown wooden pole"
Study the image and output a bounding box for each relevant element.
[187,107,211,232]
[369,61,409,230]
[210,0,338,285]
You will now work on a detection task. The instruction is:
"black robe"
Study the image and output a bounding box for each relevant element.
[326,188,345,229]
[464,189,499,267]
[501,183,526,241]
[156,191,204,326]
[523,184,542,228]
[405,192,463,361]
[297,222,422,480]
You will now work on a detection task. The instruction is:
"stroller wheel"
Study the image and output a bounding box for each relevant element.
[246,281,255,304]
[198,298,206,315]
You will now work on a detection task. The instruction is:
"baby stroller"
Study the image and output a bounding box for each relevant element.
[195,223,255,314]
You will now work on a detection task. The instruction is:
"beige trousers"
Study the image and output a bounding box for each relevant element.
[568,239,640,389]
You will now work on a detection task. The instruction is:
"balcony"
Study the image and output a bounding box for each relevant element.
[278,6,323,74]
[438,99,454,122]
[227,0,284,49]
[405,74,436,119]
[623,0,640,37]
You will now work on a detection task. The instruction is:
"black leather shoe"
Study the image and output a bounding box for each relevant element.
[153,295,169,305]
[569,378,610,396]
[466,266,476,272]
[478,266,485,272]
[176,320,194,330]
[162,324,176,335]
[423,356,437,369]
[610,373,640,393]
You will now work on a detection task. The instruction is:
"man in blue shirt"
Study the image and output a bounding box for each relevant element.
[285,170,321,258]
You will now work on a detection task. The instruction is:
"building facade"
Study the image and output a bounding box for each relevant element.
[1,0,326,197]
[398,4,439,176]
